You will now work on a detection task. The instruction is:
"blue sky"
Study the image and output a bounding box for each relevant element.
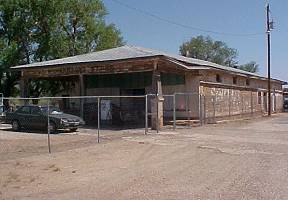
[103,0,288,81]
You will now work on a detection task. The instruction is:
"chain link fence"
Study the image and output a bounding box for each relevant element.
[0,91,273,156]
[0,96,148,155]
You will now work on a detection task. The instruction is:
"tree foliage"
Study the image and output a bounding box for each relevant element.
[180,36,238,67]
[238,61,259,73]
[179,35,259,73]
[0,0,123,97]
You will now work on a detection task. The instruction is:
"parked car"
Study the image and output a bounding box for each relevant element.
[5,105,85,133]
[0,105,5,122]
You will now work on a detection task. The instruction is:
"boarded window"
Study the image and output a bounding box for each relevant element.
[233,77,237,85]
[216,74,222,83]
[246,79,250,86]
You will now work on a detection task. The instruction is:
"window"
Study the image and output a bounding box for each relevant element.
[161,73,185,85]
[86,72,152,89]
[17,106,30,114]
[216,74,222,83]
[233,77,237,85]
[246,79,250,86]
[31,107,41,115]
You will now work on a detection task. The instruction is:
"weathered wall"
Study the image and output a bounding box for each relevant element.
[200,85,283,121]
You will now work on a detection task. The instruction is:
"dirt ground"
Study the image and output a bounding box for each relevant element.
[1,114,288,200]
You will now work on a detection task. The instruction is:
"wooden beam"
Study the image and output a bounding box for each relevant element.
[22,59,157,78]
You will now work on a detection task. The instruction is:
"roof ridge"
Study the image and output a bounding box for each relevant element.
[125,45,164,56]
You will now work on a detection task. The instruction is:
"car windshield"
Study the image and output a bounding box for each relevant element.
[41,106,63,115]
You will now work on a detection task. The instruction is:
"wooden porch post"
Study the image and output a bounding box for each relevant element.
[151,61,164,130]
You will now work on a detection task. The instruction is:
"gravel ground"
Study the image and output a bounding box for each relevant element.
[1,114,288,200]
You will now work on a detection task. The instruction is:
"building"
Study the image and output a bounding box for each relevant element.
[11,45,286,128]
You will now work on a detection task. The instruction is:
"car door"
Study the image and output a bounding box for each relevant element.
[16,106,31,128]
[30,106,47,129]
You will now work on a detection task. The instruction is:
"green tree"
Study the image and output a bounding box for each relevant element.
[0,0,123,97]
[179,35,259,73]
[180,36,238,67]
[238,61,259,73]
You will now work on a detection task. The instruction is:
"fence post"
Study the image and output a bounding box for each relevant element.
[241,93,244,117]
[189,94,192,127]
[251,91,253,116]
[213,96,216,123]
[173,94,176,130]
[185,94,189,127]
[156,94,159,133]
[145,95,148,134]
[199,94,203,126]
[47,99,51,154]
[203,95,206,124]
[97,97,100,143]
[228,89,231,117]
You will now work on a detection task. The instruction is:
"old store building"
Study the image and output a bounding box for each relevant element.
[11,45,286,127]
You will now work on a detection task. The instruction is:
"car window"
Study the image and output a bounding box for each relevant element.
[31,107,42,115]
[41,107,63,114]
[18,106,30,114]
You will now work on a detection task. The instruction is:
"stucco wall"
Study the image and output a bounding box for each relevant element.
[200,85,283,121]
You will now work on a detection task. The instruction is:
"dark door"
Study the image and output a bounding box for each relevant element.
[119,89,145,123]
[30,106,46,129]
[120,89,145,110]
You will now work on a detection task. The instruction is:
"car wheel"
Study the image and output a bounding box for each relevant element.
[70,128,78,132]
[12,120,20,131]
[48,121,57,134]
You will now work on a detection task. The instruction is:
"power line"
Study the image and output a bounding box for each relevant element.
[109,0,265,37]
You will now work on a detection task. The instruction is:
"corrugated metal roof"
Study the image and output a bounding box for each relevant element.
[11,45,285,83]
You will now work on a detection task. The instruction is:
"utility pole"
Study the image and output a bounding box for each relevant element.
[266,3,273,116]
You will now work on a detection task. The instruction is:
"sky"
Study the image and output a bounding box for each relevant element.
[102,0,288,82]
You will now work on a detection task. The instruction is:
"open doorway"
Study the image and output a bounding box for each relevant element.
[112,88,145,125]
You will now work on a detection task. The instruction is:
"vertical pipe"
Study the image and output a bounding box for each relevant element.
[97,97,100,143]
[145,95,148,134]
[173,94,176,130]
[47,99,51,154]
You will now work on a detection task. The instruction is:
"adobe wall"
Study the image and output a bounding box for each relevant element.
[200,70,284,121]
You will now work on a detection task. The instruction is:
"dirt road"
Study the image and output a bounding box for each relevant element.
[1,114,288,199]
